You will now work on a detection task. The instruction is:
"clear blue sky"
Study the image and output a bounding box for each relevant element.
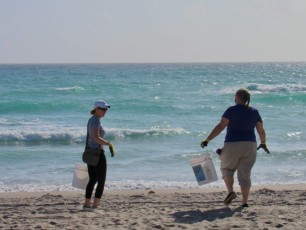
[1,0,306,63]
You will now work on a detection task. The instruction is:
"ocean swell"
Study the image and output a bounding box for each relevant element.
[246,83,306,94]
[0,127,190,145]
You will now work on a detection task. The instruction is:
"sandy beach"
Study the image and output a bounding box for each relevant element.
[0,184,305,230]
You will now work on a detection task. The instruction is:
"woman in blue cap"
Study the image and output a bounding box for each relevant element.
[84,100,114,209]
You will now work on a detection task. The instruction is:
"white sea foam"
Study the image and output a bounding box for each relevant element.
[107,127,190,139]
[246,83,306,93]
[287,132,302,137]
[220,83,306,94]
[0,180,223,192]
[0,128,84,143]
[1,179,305,193]
[55,86,84,91]
[0,126,190,144]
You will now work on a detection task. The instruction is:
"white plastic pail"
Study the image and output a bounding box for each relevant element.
[72,163,89,190]
[191,154,218,186]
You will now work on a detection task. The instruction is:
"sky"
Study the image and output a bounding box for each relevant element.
[0,0,306,64]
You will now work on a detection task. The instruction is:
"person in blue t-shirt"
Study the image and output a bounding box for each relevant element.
[200,89,269,208]
[83,100,115,210]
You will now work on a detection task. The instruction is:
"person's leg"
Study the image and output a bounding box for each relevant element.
[237,142,257,206]
[221,143,239,194]
[84,164,97,207]
[93,151,107,208]
[223,175,234,193]
[237,166,249,205]
[84,198,91,207]
[221,142,244,205]
[223,175,238,205]
[240,186,251,205]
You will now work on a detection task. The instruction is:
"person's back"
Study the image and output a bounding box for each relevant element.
[223,104,262,142]
[200,88,269,208]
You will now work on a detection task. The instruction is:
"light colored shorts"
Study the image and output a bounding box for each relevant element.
[220,141,257,187]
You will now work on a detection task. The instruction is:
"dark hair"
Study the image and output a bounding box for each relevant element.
[90,108,96,115]
[90,107,107,115]
[236,89,250,106]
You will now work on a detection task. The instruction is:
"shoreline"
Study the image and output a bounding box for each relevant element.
[1,184,305,229]
[1,183,305,198]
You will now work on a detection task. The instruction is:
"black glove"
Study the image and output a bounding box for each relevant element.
[200,139,209,148]
[109,144,115,157]
[257,143,270,154]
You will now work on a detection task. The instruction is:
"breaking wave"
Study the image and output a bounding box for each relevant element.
[0,127,190,144]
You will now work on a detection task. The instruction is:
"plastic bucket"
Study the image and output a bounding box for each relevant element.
[191,154,218,185]
[72,163,89,190]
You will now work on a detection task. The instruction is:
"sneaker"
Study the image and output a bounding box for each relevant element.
[224,192,237,206]
[242,203,249,208]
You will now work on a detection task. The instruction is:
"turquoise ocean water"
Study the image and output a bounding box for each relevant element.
[0,63,305,192]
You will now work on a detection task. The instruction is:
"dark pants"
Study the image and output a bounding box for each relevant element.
[85,150,107,199]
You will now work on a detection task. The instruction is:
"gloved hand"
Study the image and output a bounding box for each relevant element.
[109,144,115,157]
[257,143,270,154]
[200,139,209,148]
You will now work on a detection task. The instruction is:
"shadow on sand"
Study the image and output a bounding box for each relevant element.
[172,206,245,224]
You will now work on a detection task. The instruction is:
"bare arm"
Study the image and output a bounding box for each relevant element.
[255,121,266,143]
[93,128,111,146]
[206,117,229,142]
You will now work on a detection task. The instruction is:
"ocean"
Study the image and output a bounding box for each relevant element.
[0,62,305,192]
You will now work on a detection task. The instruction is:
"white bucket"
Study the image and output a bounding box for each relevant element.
[191,154,218,186]
[72,163,89,190]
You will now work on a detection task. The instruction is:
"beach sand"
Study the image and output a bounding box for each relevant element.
[0,184,305,230]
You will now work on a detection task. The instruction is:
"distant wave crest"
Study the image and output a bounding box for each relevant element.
[221,83,306,94]
[246,83,306,93]
[107,127,189,139]
[55,86,85,91]
[0,127,190,144]
[0,129,84,144]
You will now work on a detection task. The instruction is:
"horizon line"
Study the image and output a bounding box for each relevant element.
[1,60,306,65]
